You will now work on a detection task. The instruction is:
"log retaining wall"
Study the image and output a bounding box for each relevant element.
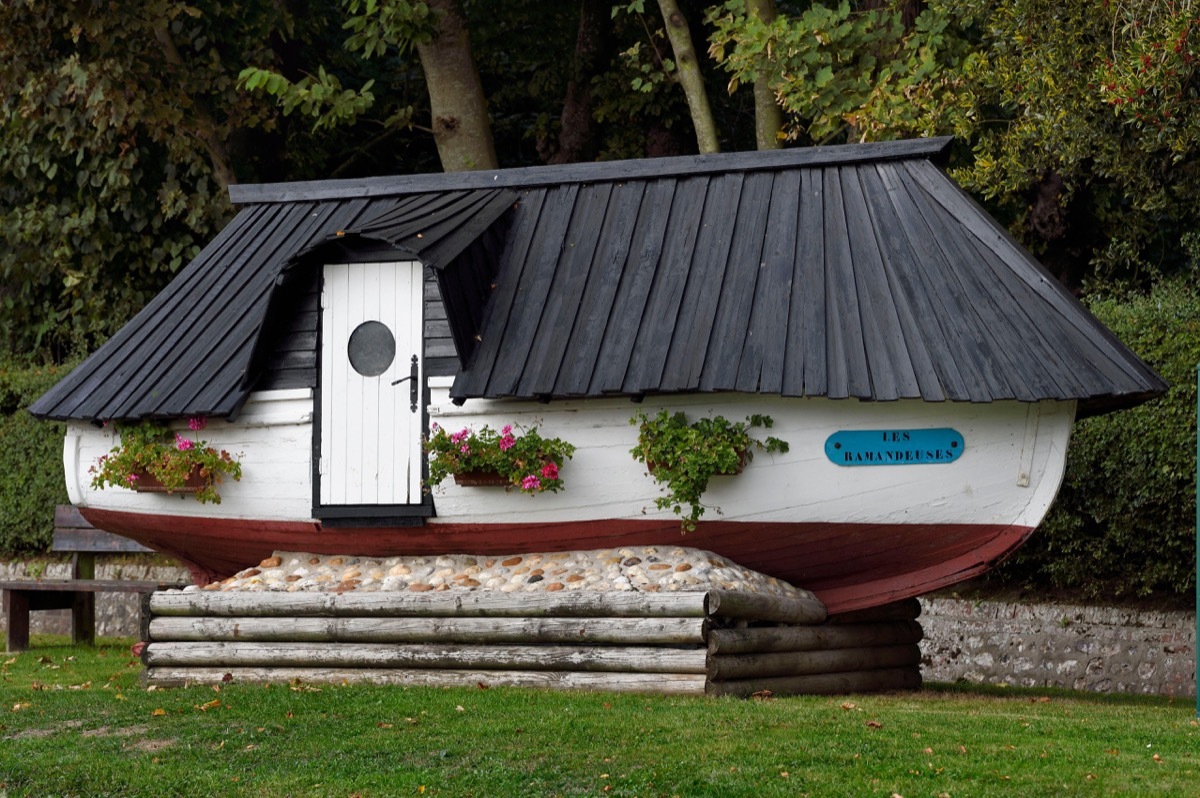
[141,590,922,696]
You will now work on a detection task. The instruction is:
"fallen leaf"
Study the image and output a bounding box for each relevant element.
[780,771,790,778]
[958,745,968,754]
[1085,774,1096,781]
[196,699,221,711]
[752,690,774,701]
[12,702,31,711]
[4,658,16,666]
[455,705,465,712]
[151,708,167,716]
[378,722,394,729]
[477,682,489,690]
[1153,754,1163,763]
[866,720,884,730]
[923,747,934,754]
[840,701,857,711]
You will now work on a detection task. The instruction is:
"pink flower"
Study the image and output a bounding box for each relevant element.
[460,444,471,455]
[188,416,207,431]
[501,425,513,435]
[541,462,559,480]
[499,433,516,451]
[125,473,140,484]
[521,475,541,491]
[175,434,195,451]
[450,429,469,444]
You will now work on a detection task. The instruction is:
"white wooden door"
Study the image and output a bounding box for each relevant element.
[319,261,424,506]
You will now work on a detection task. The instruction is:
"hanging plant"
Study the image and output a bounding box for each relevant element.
[89,416,242,504]
[631,410,789,531]
[425,423,575,494]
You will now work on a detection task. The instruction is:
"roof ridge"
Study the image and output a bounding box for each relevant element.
[229,137,954,206]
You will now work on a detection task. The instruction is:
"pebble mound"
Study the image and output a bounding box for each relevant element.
[189,547,811,600]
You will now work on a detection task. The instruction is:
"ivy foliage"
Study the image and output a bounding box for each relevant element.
[990,274,1200,601]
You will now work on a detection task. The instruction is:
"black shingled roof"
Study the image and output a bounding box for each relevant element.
[30,137,1165,422]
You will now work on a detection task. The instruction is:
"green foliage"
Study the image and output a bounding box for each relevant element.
[631,410,788,530]
[90,418,242,504]
[0,1,285,357]
[239,65,385,131]
[706,0,979,145]
[0,357,75,555]
[991,276,1199,600]
[946,0,1200,285]
[707,0,1200,287]
[425,423,575,493]
[237,0,438,133]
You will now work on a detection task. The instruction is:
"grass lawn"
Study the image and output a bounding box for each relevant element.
[1,637,1197,797]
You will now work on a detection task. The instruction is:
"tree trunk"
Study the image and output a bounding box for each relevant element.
[745,0,783,150]
[152,25,237,189]
[656,0,720,153]
[543,0,611,165]
[416,0,498,171]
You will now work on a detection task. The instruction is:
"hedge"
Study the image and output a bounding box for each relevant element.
[988,276,1199,601]
[0,356,74,555]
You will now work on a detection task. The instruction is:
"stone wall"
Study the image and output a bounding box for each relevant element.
[919,596,1196,699]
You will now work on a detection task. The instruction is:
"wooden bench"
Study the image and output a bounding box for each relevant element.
[1,506,189,652]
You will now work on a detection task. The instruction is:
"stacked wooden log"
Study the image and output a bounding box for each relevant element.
[141,590,922,696]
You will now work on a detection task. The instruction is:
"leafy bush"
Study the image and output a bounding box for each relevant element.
[0,356,76,555]
[989,277,1198,601]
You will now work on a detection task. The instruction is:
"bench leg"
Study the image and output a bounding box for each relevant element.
[71,592,96,646]
[4,589,31,653]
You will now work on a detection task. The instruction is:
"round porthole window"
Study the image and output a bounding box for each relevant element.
[347,320,396,377]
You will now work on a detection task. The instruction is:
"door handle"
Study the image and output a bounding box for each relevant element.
[391,355,419,413]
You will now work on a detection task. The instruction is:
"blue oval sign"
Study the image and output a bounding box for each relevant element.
[825,428,964,467]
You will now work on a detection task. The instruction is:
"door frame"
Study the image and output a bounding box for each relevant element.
[311,258,434,525]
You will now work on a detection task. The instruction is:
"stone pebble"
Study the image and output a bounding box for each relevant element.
[185,546,814,601]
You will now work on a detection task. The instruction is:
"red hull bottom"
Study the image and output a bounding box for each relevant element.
[79,508,1033,614]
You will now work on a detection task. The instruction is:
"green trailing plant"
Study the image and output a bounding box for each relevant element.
[425,423,575,494]
[631,410,788,531]
[89,417,242,504]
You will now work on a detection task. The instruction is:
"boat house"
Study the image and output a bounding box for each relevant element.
[30,137,1165,612]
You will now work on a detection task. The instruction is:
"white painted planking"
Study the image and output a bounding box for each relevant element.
[68,381,1073,533]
